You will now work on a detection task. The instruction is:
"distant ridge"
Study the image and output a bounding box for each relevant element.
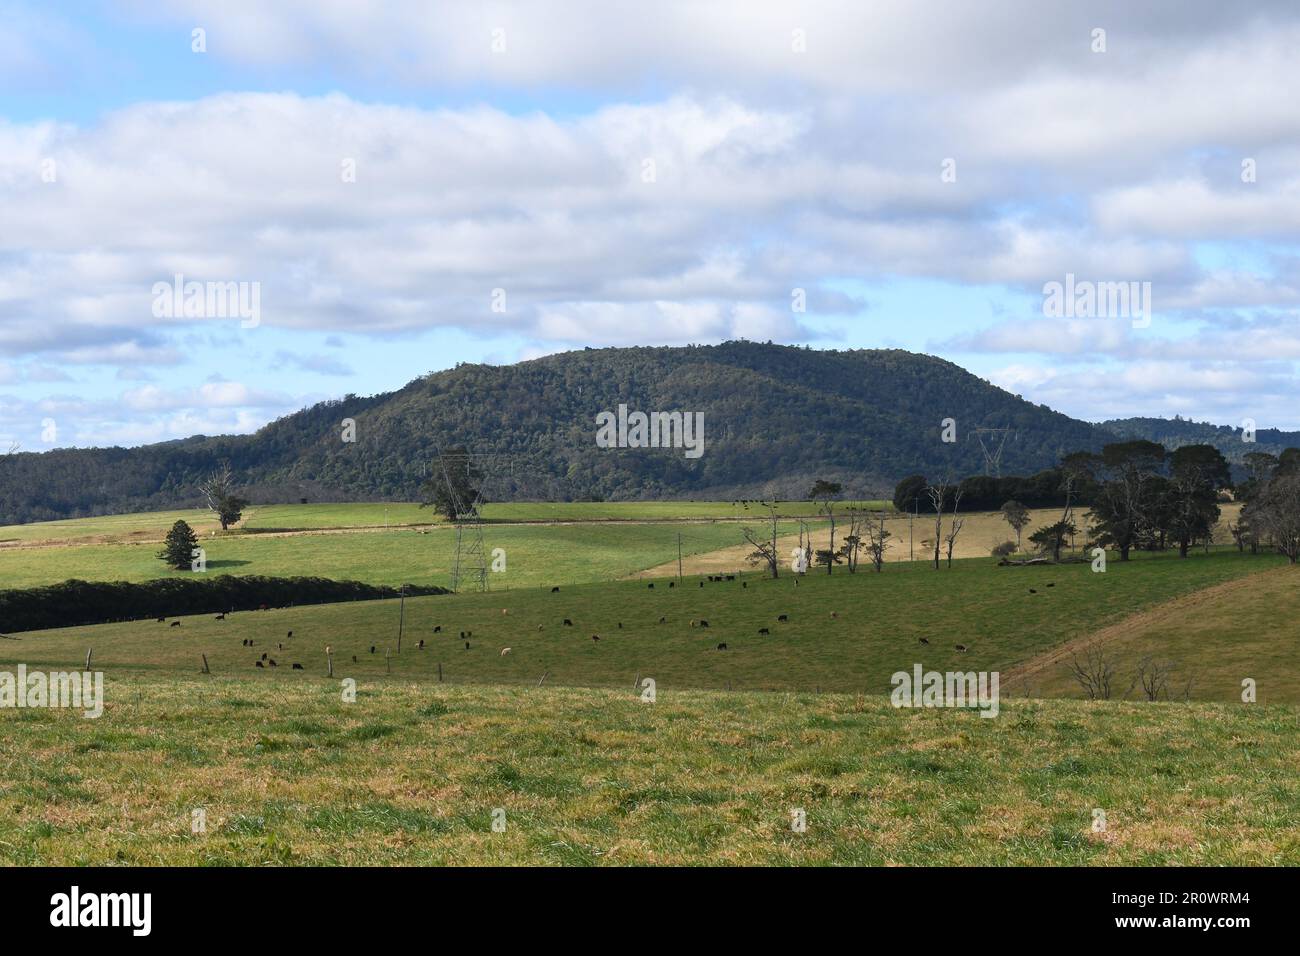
[2,342,1120,523]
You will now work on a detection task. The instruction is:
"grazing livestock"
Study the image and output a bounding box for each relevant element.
[699,581,704,588]
[551,586,560,593]
[725,575,735,581]
[352,656,357,663]
[591,635,600,642]
[433,625,442,633]
[292,663,303,670]
[648,583,654,589]
[742,582,747,588]
[157,618,166,623]
[777,614,788,622]
[617,622,622,629]
[501,608,509,615]
[659,616,667,624]
[1047,583,1055,588]
[1029,588,1037,594]
[418,639,425,650]
[758,628,770,635]
[278,643,283,651]
[261,653,267,661]
[691,620,699,627]
[370,645,376,654]
[955,644,968,652]
[170,621,181,628]
[716,643,727,650]
[268,659,277,667]
[668,581,675,588]
[537,625,544,631]
[287,631,293,638]
[464,642,471,650]
[830,612,838,619]
[919,637,929,645]
[501,647,512,656]
[215,613,225,621]
[255,661,264,668]
[699,619,709,628]
[563,619,573,627]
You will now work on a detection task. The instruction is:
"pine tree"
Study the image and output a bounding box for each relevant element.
[159,520,200,570]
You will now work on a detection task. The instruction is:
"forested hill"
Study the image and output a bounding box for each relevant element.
[1102,417,1300,463]
[0,343,1112,523]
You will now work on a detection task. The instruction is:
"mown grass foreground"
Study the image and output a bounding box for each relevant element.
[1,676,1294,866]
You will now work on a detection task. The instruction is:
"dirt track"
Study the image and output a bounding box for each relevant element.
[1000,566,1279,694]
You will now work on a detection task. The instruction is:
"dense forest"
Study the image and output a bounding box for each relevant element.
[0,343,1117,524]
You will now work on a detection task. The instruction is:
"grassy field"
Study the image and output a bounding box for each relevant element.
[0,500,889,546]
[1028,565,1300,703]
[8,549,1291,702]
[0,520,813,591]
[1,676,1293,865]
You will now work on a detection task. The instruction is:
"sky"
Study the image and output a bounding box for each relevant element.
[2,0,1299,450]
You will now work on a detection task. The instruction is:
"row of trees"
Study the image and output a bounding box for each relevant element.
[742,480,893,577]
[895,441,1300,564]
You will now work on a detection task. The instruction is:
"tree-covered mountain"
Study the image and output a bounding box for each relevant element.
[1,343,1115,523]
[1102,416,1300,467]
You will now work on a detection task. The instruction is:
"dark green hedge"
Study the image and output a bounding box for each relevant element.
[0,575,447,635]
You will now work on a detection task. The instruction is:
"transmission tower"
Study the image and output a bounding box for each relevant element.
[434,451,531,593]
[969,428,1015,477]
[436,452,490,593]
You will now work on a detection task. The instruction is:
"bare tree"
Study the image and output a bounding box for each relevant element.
[943,488,965,568]
[925,478,951,570]
[809,480,842,574]
[1244,473,1300,563]
[839,508,866,572]
[199,462,250,531]
[1066,644,1119,700]
[864,512,892,572]
[741,499,782,579]
[1134,656,1179,701]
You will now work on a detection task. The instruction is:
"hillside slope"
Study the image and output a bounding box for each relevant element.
[0,343,1109,522]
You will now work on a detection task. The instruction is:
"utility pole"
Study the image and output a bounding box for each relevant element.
[677,532,683,581]
[909,499,915,563]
